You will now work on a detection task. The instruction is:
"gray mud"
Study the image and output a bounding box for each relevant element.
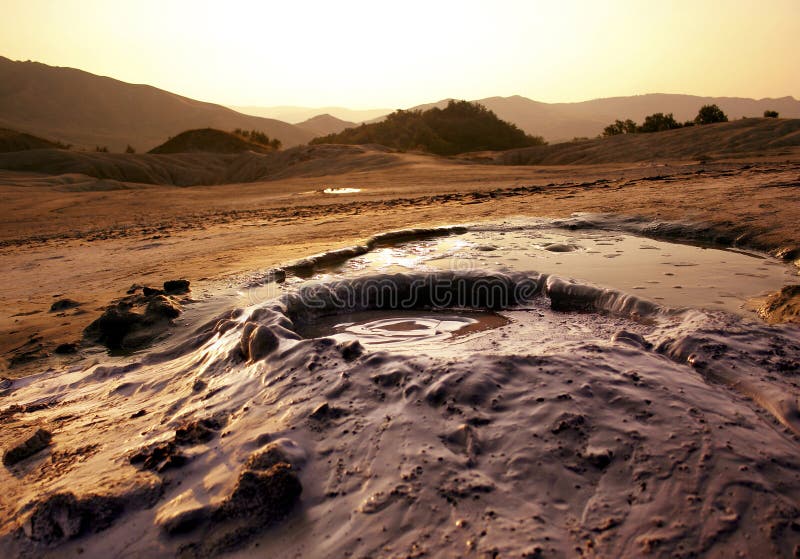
[2,218,799,558]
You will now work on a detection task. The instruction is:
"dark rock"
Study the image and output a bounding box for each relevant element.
[3,427,52,466]
[142,286,164,297]
[22,492,124,544]
[191,379,207,392]
[219,463,302,521]
[49,299,80,312]
[129,441,187,472]
[339,340,364,361]
[174,417,224,446]
[54,342,78,354]
[309,402,346,421]
[84,294,183,350]
[164,279,191,294]
[130,409,148,419]
[83,306,144,349]
[146,295,181,320]
[371,369,408,388]
[585,449,614,470]
[551,413,586,435]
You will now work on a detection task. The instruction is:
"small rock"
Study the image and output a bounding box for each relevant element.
[49,299,80,312]
[146,295,181,320]
[191,379,207,392]
[174,417,224,446]
[339,340,363,361]
[3,427,52,466]
[220,463,302,521]
[309,402,346,421]
[22,492,124,544]
[54,342,79,354]
[163,280,190,294]
[83,306,144,349]
[130,441,187,472]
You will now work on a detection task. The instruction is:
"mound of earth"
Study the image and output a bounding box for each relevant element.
[494,117,800,165]
[0,144,403,186]
[0,128,65,153]
[148,128,273,155]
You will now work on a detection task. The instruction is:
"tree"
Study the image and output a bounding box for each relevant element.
[603,119,637,136]
[695,104,728,125]
[639,113,682,133]
[125,144,136,153]
[764,110,779,118]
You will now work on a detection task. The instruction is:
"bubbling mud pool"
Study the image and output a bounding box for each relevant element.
[2,216,800,559]
[296,310,511,351]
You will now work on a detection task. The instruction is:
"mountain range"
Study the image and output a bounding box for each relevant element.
[0,56,315,152]
[1,56,798,150]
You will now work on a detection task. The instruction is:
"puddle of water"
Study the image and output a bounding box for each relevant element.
[323,187,362,194]
[296,310,510,350]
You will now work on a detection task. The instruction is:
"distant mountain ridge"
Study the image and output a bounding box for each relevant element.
[231,105,392,124]
[295,114,357,137]
[0,56,314,152]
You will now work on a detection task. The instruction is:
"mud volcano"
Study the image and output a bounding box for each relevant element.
[2,219,799,558]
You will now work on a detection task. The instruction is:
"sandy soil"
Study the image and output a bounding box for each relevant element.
[1,151,799,375]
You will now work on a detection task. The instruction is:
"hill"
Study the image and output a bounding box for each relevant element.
[311,100,545,155]
[148,128,274,155]
[0,144,403,186]
[231,105,392,124]
[403,94,800,142]
[0,56,314,152]
[0,127,67,152]
[492,117,800,165]
[2,118,797,187]
[295,114,357,137]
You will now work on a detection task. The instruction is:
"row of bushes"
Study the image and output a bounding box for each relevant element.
[604,105,780,136]
[232,128,282,150]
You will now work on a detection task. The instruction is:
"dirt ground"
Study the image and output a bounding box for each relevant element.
[1,150,799,375]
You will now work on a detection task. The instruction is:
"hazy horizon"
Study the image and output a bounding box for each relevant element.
[2,0,798,110]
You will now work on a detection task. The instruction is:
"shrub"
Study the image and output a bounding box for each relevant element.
[639,113,682,133]
[695,104,728,125]
[125,145,136,154]
[764,110,779,118]
[603,119,637,136]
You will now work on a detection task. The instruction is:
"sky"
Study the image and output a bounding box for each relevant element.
[1,0,799,109]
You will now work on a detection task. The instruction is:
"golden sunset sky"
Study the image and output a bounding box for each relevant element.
[2,0,798,108]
